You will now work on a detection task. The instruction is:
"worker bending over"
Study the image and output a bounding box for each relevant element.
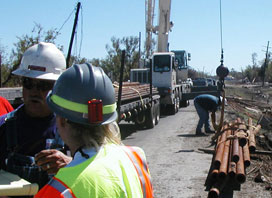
[35,63,154,198]
[194,94,221,136]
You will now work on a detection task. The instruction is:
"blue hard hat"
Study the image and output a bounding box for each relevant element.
[47,63,117,126]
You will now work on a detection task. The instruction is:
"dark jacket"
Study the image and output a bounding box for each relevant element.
[0,104,57,170]
[194,94,220,112]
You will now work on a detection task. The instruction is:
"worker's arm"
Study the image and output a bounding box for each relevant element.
[35,150,72,174]
[211,111,218,131]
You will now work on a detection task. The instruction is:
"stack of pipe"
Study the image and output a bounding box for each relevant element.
[207,117,261,198]
[113,82,158,101]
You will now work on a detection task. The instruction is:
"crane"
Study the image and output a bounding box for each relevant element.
[145,0,173,57]
[131,0,191,114]
[145,0,155,58]
[154,0,173,52]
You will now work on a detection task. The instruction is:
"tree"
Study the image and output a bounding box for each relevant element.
[252,53,258,67]
[102,36,140,82]
[229,68,243,79]
[243,65,260,83]
[188,67,197,79]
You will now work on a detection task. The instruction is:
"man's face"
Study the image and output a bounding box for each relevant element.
[22,77,55,117]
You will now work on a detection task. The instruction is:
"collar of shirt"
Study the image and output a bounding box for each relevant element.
[66,147,100,167]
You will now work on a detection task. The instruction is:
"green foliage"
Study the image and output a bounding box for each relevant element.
[101,36,140,82]
[242,65,260,82]
[240,52,272,83]
[68,55,89,67]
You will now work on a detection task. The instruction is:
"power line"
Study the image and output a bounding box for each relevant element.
[56,5,76,35]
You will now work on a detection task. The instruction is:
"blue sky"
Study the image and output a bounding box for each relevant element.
[0,0,271,75]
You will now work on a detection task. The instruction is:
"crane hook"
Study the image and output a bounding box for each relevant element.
[216,49,229,91]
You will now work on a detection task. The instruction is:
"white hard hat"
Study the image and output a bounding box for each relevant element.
[12,42,66,80]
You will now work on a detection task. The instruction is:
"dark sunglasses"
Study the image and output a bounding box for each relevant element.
[22,77,55,91]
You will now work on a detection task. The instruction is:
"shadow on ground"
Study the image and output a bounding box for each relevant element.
[178,134,198,137]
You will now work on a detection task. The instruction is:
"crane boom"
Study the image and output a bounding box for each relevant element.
[156,0,172,52]
[145,0,155,58]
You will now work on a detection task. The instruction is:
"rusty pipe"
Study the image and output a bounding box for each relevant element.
[208,187,220,198]
[211,169,219,181]
[236,145,246,184]
[248,117,253,131]
[243,139,251,167]
[249,124,261,152]
[228,134,236,178]
[248,117,255,152]
[208,180,227,198]
[213,126,227,169]
[228,161,236,179]
[218,128,231,181]
[232,122,240,163]
[237,118,248,147]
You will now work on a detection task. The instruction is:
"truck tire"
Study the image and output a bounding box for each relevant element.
[180,99,188,107]
[168,99,176,115]
[145,105,156,129]
[135,110,146,129]
[155,103,160,125]
[176,97,180,112]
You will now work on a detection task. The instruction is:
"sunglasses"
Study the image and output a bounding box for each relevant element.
[22,77,55,91]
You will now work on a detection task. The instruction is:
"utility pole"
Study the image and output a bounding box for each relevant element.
[66,2,81,68]
[138,32,141,68]
[262,41,270,87]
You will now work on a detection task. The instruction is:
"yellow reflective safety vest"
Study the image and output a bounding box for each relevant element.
[35,144,153,198]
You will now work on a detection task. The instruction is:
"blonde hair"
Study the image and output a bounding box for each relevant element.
[67,121,121,151]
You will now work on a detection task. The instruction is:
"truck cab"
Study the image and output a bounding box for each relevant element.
[171,50,191,84]
[152,52,176,92]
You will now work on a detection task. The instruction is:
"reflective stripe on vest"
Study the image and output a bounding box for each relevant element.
[47,177,76,198]
[122,146,153,198]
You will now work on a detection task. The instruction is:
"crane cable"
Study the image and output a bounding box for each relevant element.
[211,0,226,142]
[219,0,224,65]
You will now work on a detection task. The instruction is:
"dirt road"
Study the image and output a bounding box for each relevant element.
[120,102,272,198]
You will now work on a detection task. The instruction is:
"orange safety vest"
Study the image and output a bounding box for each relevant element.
[35,145,153,198]
[122,146,153,198]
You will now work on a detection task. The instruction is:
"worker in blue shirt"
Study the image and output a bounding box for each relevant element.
[194,94,221,136]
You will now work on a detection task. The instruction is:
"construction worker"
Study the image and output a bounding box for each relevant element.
[194,94,221,136]
[35,63,154,198]
[0,96,14,116]
[0,42,72,190]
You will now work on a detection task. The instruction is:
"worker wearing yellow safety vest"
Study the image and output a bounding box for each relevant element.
[35,63,153,198]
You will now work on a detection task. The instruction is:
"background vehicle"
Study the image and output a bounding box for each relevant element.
[186,78,193,87]
[193,78,208,87]
[206,78,217,86]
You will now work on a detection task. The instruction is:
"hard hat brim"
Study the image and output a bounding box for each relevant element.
[12,68,61,81]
